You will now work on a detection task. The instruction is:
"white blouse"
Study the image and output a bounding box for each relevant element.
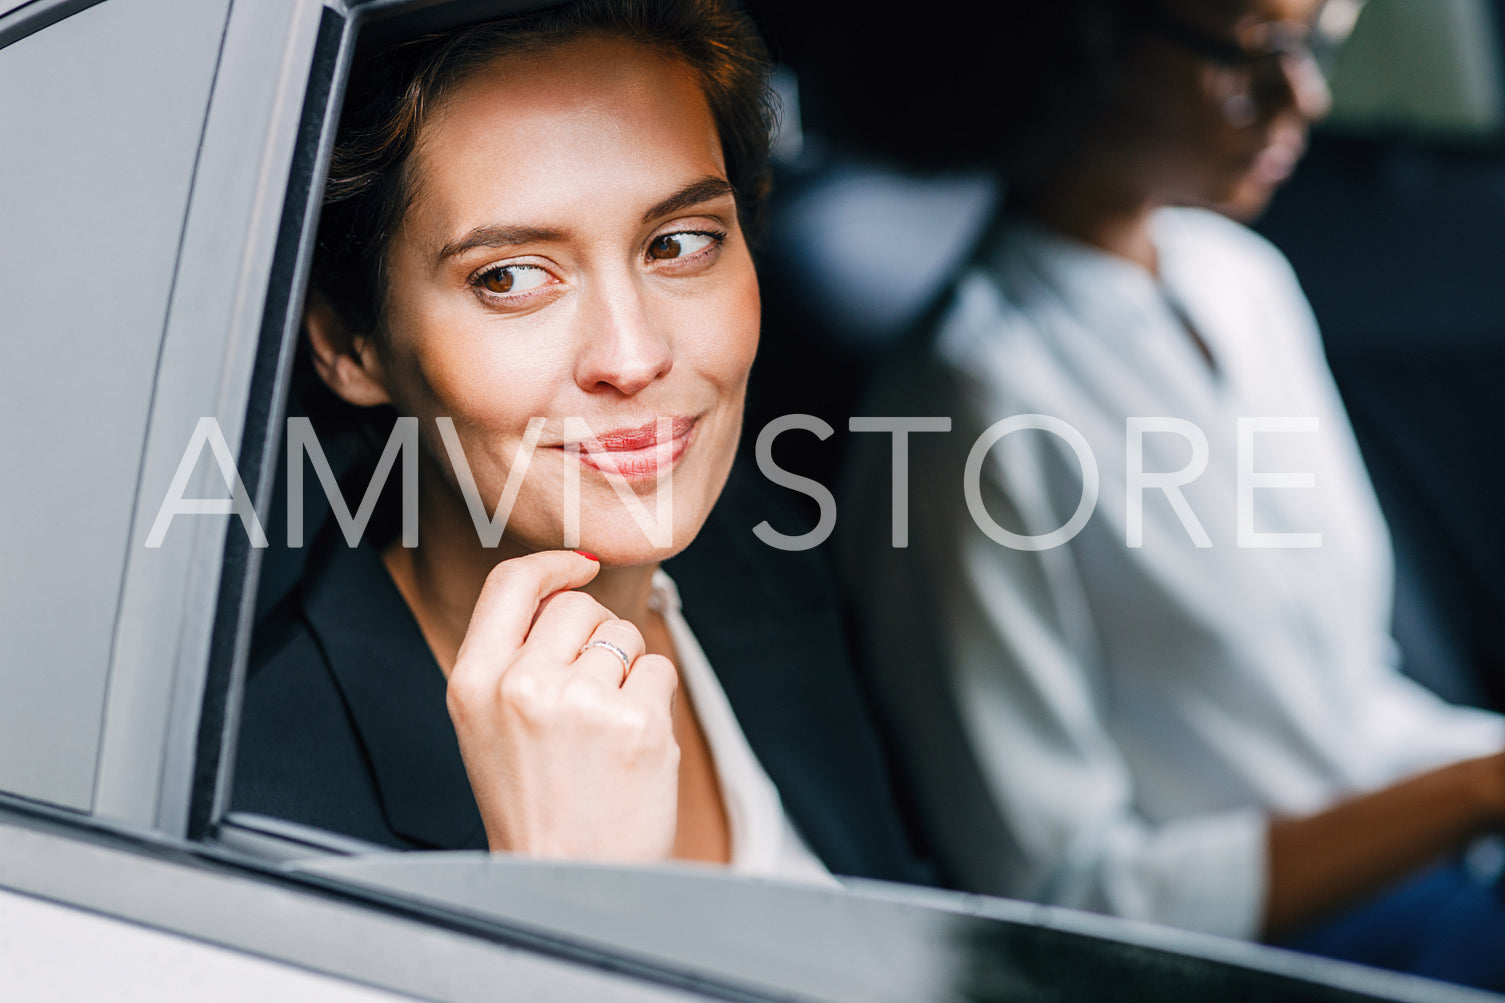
[649,570,836,886]
[838,207,1505,938]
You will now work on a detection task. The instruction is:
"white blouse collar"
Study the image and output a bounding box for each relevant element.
[985,213,1168,325]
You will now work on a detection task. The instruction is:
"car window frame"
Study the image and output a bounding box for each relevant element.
[77,0,331,836]
[190,0,352,843]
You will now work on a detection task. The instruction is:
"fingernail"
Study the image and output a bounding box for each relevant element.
[572,550,599,561]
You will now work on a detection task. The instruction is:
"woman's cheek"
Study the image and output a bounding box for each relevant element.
[416,327,549,426]
[680,316,758,389]
[722,264,762,376]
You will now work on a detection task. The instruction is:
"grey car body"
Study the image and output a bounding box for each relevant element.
[1,0,1499,999]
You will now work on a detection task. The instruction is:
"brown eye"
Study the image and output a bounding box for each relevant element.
[647,231,720,262]
[479,268,514,293]
[648,234,682,260]
[473,264,548,297]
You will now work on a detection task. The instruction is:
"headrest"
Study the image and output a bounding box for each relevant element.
[763,158,1002,352]
[1327,0,1505,140]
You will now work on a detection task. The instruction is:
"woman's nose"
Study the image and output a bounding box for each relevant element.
[573,279,673,396]
[1272,50,1333,123]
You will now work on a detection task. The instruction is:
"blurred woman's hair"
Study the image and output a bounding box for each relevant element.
[314,0,776,338]
[772,0,1151,176]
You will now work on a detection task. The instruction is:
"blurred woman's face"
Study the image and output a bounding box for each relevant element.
[1109,0,1332,218]
[371,34,760,565]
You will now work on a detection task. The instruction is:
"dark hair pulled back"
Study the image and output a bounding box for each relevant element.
[313,0,776,337]
[774,0,1155,175]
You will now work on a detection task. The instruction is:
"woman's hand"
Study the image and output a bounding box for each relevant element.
[1263,748,1505,939]
[446,550,680,861]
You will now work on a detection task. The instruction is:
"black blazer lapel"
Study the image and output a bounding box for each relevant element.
[299,531,487,850]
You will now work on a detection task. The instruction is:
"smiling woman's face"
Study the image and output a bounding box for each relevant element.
[363,33,760,565]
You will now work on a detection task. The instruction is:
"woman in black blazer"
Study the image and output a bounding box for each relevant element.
[233,0,926,885]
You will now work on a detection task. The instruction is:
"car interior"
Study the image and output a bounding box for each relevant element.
[226,0,1505,970]
[741,0,1505,714]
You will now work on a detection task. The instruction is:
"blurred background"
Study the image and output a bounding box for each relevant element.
[736,0,1505,711]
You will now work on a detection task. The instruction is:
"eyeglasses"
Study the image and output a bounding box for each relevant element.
[1137,0,1367,88]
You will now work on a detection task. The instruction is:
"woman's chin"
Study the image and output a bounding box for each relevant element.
[578,537,691,570]
[1214,149,1305,220]
[564,504,711,569]
[1198,170,1281,222]
[584,445,738,568]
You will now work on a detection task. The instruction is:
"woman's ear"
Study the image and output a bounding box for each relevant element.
[304,291,393,408]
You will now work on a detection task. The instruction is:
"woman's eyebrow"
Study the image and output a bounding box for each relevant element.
[432,178,733,265]
[436,224,567,263]
[640,176,735,224]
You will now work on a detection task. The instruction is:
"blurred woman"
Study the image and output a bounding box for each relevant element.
[838,0,1505,986]
[234,0,925,885]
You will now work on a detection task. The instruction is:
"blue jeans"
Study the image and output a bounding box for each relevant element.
[1274,860,1505,992]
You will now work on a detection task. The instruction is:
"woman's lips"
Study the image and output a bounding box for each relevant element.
[563,416,698,480]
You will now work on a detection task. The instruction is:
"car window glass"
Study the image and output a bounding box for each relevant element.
[0,0,226,809]
[1328,0,1505,138]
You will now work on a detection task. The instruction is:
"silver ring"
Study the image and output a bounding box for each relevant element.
[580,638,632,683]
